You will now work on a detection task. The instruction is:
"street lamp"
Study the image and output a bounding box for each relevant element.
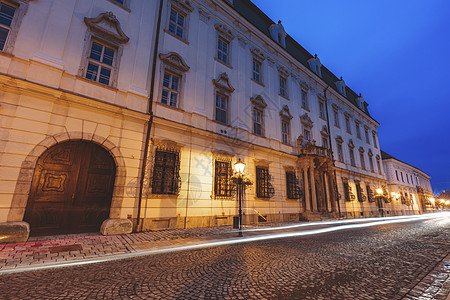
[234,158,246,237]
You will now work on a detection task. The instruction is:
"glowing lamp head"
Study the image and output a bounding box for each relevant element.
[376,188,383,195]
[234,158,246,174]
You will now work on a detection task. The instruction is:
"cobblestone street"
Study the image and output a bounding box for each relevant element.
[1,216,449,299]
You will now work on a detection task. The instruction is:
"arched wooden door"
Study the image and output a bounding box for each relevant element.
[24,141,116,236]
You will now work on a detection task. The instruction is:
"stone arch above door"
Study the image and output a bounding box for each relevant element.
[7,132,126,222]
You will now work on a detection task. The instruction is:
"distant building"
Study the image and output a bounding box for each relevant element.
[0,0,435,242]
[381,151,434,214]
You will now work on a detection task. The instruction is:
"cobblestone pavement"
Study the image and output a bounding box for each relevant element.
[0,216,449,299]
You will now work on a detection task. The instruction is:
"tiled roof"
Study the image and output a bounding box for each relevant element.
[437,190,450,199]
[227,0,374,120]
[381,150,429,177]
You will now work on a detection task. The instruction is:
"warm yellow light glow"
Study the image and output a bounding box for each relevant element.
[429,197,435,205]
[234,158,245,174]
[445,200,450,205]
[376,188,383,195]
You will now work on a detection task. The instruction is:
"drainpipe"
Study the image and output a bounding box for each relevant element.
[323,85,341,217]
[136,0,164,232]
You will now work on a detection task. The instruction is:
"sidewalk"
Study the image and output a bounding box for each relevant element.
[0,219,359,273]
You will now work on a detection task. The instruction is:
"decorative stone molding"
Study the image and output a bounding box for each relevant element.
[320,125,329,137]
[299,81,310,91]
[332,103,340,111]
[250,48,265,61]
[368,149,373,157]
[152,138,183,152]
[171,0,194,13]
[372,130,378,135]
[84,11,129,44]
[214,23,234,41]
[250,95,267,109]
[364,125,370,131]
[279,105,293,120]
[199,9,210,23]
[343,111,351,118]
[213,73,235,93]
[359,147,365,153]
[266,56,275,66]
[212,150,234,162]
[159,52,190,72]
[254,159,271,167]
[269,20,286,47]
[300,113,313,127]
[376,154,381,160]
[348,139,355,149]
[335,136,344,144]
[237,36,247,48]
[277,66,289,77]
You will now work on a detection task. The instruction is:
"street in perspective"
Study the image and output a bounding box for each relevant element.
[1,0,450,299]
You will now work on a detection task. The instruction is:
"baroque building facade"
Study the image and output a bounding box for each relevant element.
[0,0,433,241]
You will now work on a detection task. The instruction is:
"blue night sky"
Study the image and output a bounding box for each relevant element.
[253,0,450,195]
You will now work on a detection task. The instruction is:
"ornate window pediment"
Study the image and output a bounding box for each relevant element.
[215,23,234,41]
[368,149,373,157]
[300,113,313,127]
[376,154,381,160]
[335,135,344,144]
[213,72,234,93]
[171,0,194,13]
[250,95,267,109]
[320,125,329,137]
[279,105,293,120]
[84,11,129,44]
[277,66,289,77]
[299,81,310,91]
[332,103,340,111]
[359,147,365,153]
[250,48,265,61]
[159,52,190,72]
[348,139,355,149]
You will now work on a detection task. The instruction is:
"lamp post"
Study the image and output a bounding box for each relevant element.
[375,188,385,217]
[234,159,246,237]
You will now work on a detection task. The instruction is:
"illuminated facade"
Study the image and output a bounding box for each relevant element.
[381,151,434,215]
[0,0,433,241]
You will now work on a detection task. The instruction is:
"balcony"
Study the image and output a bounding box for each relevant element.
[297,141,333,160]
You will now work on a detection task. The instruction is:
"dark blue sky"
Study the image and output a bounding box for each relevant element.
[253,0,450,195]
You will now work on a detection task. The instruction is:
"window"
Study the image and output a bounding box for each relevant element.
[396,170,399,181]
[369,155,374,172]
[214,160,232,197]
[253,107,263,136]
[152,150,180,194]
[301,90,308,110]
[0,2,15,51]
[401,172,404,182]
[217,36,229,64]
[406,174,410,184]
[112,0,124,5]
[345,116,351,134]
[349,148,355,166]
[360,152,365,170]
[322,136,329,149]
[365,128,370,144]
[343,181,351,202]
[256,167,271,198]
[161,71,180,107]
[281,120,290,144]
[168,9,186,39]
[333,110,340,127]
[85,40,116,85]
[215,92,228,124]
[366,185,374,202]
[286,171,298,199]
[279,75,288,98]
[319,101,326,119]
[252,59,262,83]
[377,158,382,174]
[303,128,311,141]
[337,143,344,162]
[373,133,378,148]
[355,122,361,139]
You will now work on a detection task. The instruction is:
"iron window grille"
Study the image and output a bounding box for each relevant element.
[343,181,355,202]
[85,40,115,85]
[286,171,301,199]
[151,149,181,195]
[366,185,375,202]
[0,2,15,51]
[214,160,232,198]
[256,167,275,198]
[356,182,366,202]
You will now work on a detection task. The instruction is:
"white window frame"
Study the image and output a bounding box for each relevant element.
[279,74,288,98]
[85,39,117,86]
[165,0,193,42]
[161,71,181,107]
[301,90,309,110]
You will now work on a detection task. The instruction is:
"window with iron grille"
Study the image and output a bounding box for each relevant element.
[366,185,374,202]
[152,150,180,195]
[356,182,364,202]
[214,161,232,197]
[162,71,180,107]
[0,2,15,51]
[168,8,186,39]
[343,181,350,201]
[85,40,116,85]
[256,167,271,198]
[286,171,298,199]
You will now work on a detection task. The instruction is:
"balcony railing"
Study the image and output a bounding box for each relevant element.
[298,142,333,159]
